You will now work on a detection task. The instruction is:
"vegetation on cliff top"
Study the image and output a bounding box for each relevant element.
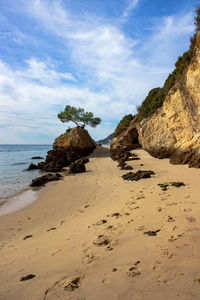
[137,6,200,121]
[114,114,134,137]
[137,50,191,120]
[58,105,101,129]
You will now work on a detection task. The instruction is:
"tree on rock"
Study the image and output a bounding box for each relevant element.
[58,105,101,129]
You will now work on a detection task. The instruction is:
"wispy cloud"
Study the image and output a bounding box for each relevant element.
[122,0,140,18]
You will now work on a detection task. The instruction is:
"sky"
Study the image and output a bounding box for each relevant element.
[0,0,197,144]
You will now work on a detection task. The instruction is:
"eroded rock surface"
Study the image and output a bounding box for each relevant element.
[31,173,63,187]
[137,33,200,168]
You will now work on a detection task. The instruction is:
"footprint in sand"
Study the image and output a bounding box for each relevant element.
[183,208,192,212]
[46,227,56,232]
[186,216,196,222]
[135,226,144,231]
[168,234,183,242]
[93,235,110,247]
[167,216,175,222]
[136,196,145,200]
[107,212,121,219]
[144,229,160,236]
[44,274,85,299]
[107,225,115,230]
[127,261,141,277]
[166,202,178,206]
[52,249,63,256]
[153,260,161,271]
[23,235,33,240]
[96,219,107,226]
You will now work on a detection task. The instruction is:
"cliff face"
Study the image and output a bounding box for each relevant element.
[111,32,200,167]
[137,32,200,167]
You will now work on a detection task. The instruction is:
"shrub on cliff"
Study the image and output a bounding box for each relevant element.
[137,7,200,121]
[114,114,134,137]
[58,105,101,129]
[137,50,191,121]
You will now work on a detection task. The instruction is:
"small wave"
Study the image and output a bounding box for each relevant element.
[11,162,27,166]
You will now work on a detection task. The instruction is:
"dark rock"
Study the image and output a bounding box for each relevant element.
[188,153,200,168]
[170,182,185,187]
[69,162,86,173]
[31,156,43,159]
[31,173,63,187]
[158,183,169,191]
[20,274,36,281]
[76,157,89,164]
[148,147,174,159]
[122,170,155,181]
[117,161,126,168]
[127,157,140,161]
[27,163,39,170]
[148,147,200,169]
[170,149,193,165]
[121,165,133,170]
[38,147,80,172]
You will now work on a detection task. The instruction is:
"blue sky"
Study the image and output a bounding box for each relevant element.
[0,0,197,143]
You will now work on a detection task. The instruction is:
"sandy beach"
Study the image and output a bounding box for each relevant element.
[0,146,200,299]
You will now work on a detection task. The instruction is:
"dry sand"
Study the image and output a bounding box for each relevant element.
[0,146,200,299]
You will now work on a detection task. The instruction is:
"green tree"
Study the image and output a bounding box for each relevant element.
[58,105,101,129]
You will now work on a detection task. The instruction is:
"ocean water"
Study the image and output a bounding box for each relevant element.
[0,144,52,204]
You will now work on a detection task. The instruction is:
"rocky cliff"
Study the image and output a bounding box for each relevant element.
[111,32,200,168]
[137,32,200,167]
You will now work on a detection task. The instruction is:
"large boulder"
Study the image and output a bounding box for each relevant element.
[69,162,86,173]
[53,127,96,156]
[35,128,96,173]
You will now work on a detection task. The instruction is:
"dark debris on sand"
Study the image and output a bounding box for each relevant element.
[122,170,155,181]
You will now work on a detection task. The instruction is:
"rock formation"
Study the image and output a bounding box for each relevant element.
[53,127,96,155]
[110,116,140,161]
[31,173,63,187]
[111,32,200,168]
[28,128,96,173]
[137,32,200,167]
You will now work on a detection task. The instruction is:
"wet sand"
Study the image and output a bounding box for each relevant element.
[0,146,200,299]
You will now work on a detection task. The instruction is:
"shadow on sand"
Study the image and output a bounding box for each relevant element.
[90,146,110,158]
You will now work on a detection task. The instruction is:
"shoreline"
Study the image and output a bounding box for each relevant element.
[1,147,200,299]
[0,188,39,217]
